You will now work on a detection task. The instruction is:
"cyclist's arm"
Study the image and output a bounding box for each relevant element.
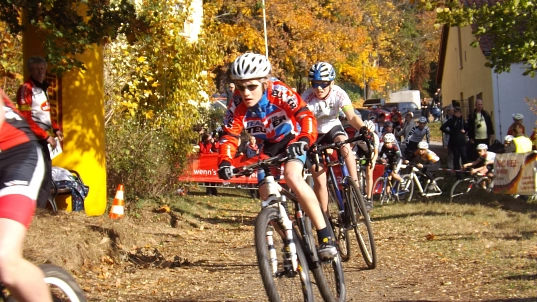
[342,105,364,130]
[218,106,246,166]
[425,126,431,144]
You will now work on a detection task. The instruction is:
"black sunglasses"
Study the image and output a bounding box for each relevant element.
[311,81,331,89]
[236,83,261,92]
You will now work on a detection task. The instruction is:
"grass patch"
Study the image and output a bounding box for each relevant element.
[428,121,443,142]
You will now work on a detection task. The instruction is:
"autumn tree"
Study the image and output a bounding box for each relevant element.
[423,0,537,76]
[104,0,224,197]
[0,22,22,96]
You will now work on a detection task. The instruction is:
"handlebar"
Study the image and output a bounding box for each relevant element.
[308,135,362,172]
[232,153,288,177]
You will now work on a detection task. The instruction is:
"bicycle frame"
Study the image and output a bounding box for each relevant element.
[407,166,442,197]
[234,155,320,271]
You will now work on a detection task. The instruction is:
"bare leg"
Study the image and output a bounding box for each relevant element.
[310,164,329,213]
[0,218,52,302]
[284,161,326,230]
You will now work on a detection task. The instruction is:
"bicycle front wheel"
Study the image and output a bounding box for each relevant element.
[395,174,414,202]
[346,177,377,269]
[450,178,474,202]
[255,206,314,302]
[327,183,350,262]
[40,264,87,302]
[304,213,346,302]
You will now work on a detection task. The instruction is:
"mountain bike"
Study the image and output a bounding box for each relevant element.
[310,137,377,269]
[396,163,446,202]
[449,169,494,202]
[232,154,345,302]
[371,162,413,204]
[0,264,87,301]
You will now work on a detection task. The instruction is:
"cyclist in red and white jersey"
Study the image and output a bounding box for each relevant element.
[0,88,53,301]
[217,53,337,260]
[301,62,364,213]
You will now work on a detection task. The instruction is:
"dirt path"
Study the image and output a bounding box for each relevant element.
[27,198,531,302]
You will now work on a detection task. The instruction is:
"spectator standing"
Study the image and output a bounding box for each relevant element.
[421,97,429,120]
[198,133,219,154]
[1,88,54,301]
[467,99,495,161]
[507,113,525,136]
[390,107,402,133]
[16,56,63,209]
[376,113,386,134]
[198,133,219,196]
[225,83,236,107]
[511,124,533,153]
[440,107,468,178]
[443,105,455,169]
[396,112,415,154]
[245,135,260,158]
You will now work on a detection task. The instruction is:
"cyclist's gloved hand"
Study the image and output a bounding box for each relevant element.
[218,161,234,180]
[287,141,308,159]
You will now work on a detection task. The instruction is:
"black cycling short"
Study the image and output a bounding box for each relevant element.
[315,125,348,145]
[0,141,44,228]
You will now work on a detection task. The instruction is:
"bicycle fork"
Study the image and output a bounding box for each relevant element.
[266,196,298,274]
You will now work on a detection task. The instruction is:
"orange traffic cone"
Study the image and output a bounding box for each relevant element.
[109,184,125,219]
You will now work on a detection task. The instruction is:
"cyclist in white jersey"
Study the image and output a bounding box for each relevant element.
[301,62,364,212]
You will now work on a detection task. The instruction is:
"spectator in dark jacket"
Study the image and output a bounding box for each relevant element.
[467,99,495,161]
[440,107,468,178]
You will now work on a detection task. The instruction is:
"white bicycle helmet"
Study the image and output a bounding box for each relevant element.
[476,143,488,150]
[308,62,336,81]
[418,141,429,149]
[384,133,396,143]
[364,120,375,132]
[512,113,524,121]
[230,53,271,80]
[504,135,514,142]
[418,116,428,123]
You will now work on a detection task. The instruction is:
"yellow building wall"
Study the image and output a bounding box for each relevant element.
[23,31,107,216]
[441,26,494,118]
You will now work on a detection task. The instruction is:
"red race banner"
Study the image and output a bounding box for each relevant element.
[178,153,260,185]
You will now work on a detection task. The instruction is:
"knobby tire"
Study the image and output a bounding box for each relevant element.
[395,174,414,202]
[327,183,350,262]
[346,177,377,269]
[450,178,473,202]
[255,206,314,302]
[302,212,346,302]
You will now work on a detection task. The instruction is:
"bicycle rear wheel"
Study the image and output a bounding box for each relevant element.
[371,177,385,205]
[450,178,474,202]
[395,174,414,202]
[255,206,314,302]
[346,177,377,269]
[326,182,350,262]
